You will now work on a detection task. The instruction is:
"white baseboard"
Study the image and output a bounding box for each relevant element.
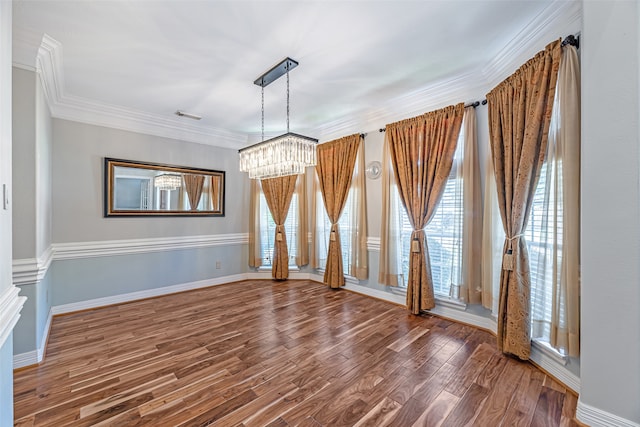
[14,307,53,369]
[577,400,640,427]
[338,280,580,394]
[13,350,38,369]
[21,271,582,397]
[51,273,247,315]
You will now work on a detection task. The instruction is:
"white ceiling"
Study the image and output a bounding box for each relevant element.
[12,0,563,148]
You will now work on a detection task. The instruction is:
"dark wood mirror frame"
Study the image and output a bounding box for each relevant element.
[104,158,225,217]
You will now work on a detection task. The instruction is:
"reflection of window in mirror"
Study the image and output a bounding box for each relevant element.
[105,158,225,217]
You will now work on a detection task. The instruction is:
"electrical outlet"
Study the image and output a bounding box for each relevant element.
[215,261,221,269]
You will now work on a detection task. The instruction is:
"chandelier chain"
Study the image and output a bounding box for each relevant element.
[286,66,290,133]
[261,85,265,142]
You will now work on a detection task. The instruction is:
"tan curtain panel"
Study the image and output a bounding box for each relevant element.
[295,172,309,267]
[487,39,561,360]
[378,134,404,287]
[260,175,298,280]
[460,107,483,304]
[184,174,205,210]
[248,179,263,268]
[552,44,581,357]
[387,103,465,314]
[349,138,368,279]
[315,134,362,288]
[210,175,221,211]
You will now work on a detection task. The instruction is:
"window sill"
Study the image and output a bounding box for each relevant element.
[388,286,467,311]
[531,339,568,365]
[258,265,300,272]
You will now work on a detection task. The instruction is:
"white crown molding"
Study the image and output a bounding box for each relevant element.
[0,286,27,350]
[315,71,483,140]
[13,2,582,148]
[576,400,640,427]
[52,233,248,260]
[13,245,54,286]
[25,34,248,149]
[482,0,582,89]
[51,273,248,316]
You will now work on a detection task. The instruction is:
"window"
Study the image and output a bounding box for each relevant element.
[526,158,563,350]
[258,192,298,267]
[396,132,464,298]
[315,188,355,272]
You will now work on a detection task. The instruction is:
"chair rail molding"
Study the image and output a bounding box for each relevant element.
[52,233,248,260]
[12,245,54,286]
[0,286,27,349]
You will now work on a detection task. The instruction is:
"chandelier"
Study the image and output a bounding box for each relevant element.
[154,173,182,191]
[239,57,317,180]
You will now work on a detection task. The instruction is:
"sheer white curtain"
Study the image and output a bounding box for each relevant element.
[528,44,580,357]
[378,134,405,287]
[481,141,505,315]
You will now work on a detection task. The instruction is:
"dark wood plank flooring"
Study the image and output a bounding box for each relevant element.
[13,280,578,426]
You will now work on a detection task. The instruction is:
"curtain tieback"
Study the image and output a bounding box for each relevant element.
[276,224,285,242]
[410,230,425,253]
[503,233,523,271]
[330,223,339,241]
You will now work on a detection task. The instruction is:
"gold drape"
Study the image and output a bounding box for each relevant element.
[387,103,465,313]
[460,107,483,304]
[260,175,298,280]
[184,174,205,210]
[487,39,561,360]
[210,175,221,211]
[315,134,362,288]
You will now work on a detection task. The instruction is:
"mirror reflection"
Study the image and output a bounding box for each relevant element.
[105,158,224,216]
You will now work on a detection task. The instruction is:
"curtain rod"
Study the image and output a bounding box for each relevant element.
[562,34,579,49]
[378,34,577,134]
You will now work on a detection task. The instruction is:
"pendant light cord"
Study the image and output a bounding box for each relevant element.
[286,66,290,133]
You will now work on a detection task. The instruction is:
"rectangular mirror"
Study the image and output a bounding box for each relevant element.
[104,158,225,217]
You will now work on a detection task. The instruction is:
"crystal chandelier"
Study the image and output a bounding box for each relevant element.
[154,173,182,191]
[239,57,317,180]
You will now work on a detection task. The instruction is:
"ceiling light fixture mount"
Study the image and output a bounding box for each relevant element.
[239,57,317,180]
[175,110,202,120]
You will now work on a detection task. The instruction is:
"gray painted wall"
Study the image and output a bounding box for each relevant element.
[11,67,36,260]
[11,67,53,357]
[35,72,52,257]
[52,245,247,306]
[0,336,13,426]
[52,119,248,243]
[581,0,640,422]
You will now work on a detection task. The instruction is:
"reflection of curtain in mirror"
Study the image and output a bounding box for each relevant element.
[210,175,221,211]
[184,174,205,210]
[178,176,185,209]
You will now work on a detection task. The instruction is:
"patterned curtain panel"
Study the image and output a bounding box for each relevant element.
[184,174,205,210]
[260,175,298,280]
[386,103,465,314]
[487,39,561,360]
[315,134,362,288]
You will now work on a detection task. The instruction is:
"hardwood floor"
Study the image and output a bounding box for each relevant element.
[14,280,578,426]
